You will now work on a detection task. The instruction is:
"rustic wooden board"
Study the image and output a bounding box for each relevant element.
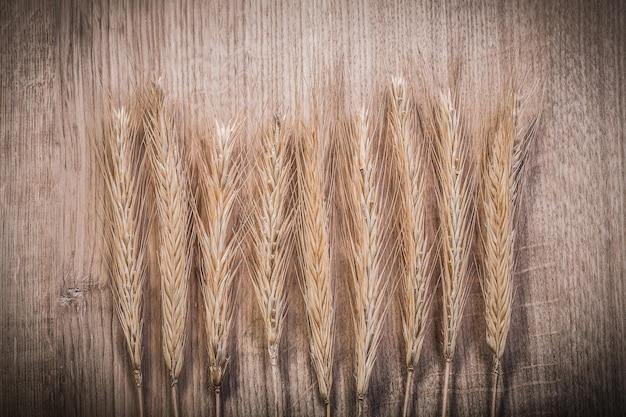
[1,0,625,416]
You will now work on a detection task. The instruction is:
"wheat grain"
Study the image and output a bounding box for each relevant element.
[387,77,435,417]
[432,91,475,417]
[481,88,539,417]
[101,106,147,417]
[482,95,514,417]
[295,121,334,416]
[195,120,241,417]
[342,105,392,417]
[247,114,293,417]
[145,88,191,417]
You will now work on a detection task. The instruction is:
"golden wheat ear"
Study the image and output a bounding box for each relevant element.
[245,113,294,417]
[294,119,334,416]
[432,90,476,417]
[100,105,147,417]
[481,87,540,417]
[144,85,191,417]
[194,119,242,417]
[340,103,395,417]
[387,77,436,417]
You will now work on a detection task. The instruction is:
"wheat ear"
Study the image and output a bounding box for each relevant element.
[433,91,475,417]
[295,124,334,416]
[145,93,191,417]
[387,77,435,417]
[194,120,241,417]
[481,90,539,417]
[248,114,293,417]
[102,107,146,417]
[344,106,392,417]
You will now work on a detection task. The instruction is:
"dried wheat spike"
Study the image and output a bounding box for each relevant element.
[195,120,241,417]
[102,107,146,417]
[248,114,293,417]
[432,91,475,417]
[295,123,334,416]
[481,88,539,417]
[388,77,435,417]
[145,88,191,417]
[343,106,392,416]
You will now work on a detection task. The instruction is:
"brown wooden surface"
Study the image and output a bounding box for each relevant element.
[1,1,625,416]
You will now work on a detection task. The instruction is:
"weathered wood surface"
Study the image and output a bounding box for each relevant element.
[1,1,625,416]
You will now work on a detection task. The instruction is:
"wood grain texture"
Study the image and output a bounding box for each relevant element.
[1,0,625,416]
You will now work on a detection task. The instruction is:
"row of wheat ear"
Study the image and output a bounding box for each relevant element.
[100,77,538,417]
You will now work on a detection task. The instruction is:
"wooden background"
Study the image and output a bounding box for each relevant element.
[1,0,625,416]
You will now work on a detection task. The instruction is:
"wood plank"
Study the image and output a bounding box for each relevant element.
[1,0,624,415]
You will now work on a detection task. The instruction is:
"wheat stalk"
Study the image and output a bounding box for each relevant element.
[481,89,539,417]
[343,106,392,417]
[432,91,475,417]
[194,120,242,417]
[295,123,334,417]
[248,114,293,417]
[387,77,435,417]
[145,90,191,417]
[101,106,146,417]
